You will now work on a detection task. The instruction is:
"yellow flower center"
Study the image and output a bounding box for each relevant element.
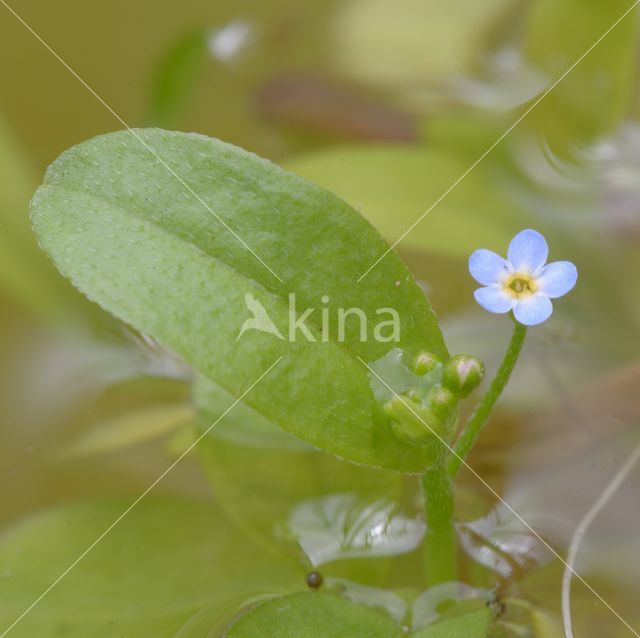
[503,273,537,299]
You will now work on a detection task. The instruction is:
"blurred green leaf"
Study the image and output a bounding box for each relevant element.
[164,423,200,457]
[331,0,517,102]
[0,498,301,637]
[529,608,564,638]
[226,591,403,637]
[523,0,638,151]
[147,29,209,129]
[0,114,91,323]
[287,144,522,258]
[31,129,448,473]
[52,403,195,460]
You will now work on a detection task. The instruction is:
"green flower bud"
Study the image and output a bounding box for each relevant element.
[384,395,438,444]
[412,351,441,376]
[384,391,455,461]
[442,354,485,398]
[425,384,458,421]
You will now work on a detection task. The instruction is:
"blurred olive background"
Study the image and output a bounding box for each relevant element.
[1,0,640,636]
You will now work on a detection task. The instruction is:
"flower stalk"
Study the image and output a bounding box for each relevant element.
[447,322,527,477]
[422,462,457,586]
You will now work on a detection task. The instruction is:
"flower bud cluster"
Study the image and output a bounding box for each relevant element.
[384,351,484,449]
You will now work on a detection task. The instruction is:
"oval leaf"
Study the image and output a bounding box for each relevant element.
[31,129,447,472]
[411,608,492,638]
[226,591,402,638]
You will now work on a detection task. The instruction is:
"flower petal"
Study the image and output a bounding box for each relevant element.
[513,293,553,326]
[469,249,510,285]
[507,229,548,273]
[538,261,577,299]
[474,286,513,314]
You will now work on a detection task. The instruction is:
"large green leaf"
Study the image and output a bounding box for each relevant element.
[287,144,521,258]
[31,128,447,473]
[523,0,638,151]
[0,498,301,637]
[226,591,403,637]
[225,590,494,637]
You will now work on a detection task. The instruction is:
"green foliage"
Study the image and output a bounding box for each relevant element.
[147,29,209,129]
[523,0,638,151]
[6,0,640,633]
[226,591,403,637]
[31,128,448,473]
[287,144,521,258]
[0,499,301,637]
[412,607,492,637]
[225,591,494,637]
[193,375,311,452]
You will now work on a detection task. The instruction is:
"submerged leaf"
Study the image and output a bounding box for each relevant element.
[52,403,195,460]
[197,387,416,575]
[31,129,447,472]
[0,499,301,637]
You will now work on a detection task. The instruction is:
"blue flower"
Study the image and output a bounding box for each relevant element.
[469,229,577,326]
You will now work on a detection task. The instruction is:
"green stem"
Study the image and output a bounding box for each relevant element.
[447,322,527,477]
[422,463,457,586]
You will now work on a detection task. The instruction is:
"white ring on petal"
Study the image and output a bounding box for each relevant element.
[507,229,548,274]
[474,286,514,314]
[538,261,577,299]
[469,249,511,285]
[513,293,553,326]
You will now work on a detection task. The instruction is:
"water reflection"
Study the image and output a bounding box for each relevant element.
[449,46,547,111]
[327,577,408,623]
[515,121,640,236]
[289,492,425,566]
[457,504,551,579]
[208,20,253,62]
